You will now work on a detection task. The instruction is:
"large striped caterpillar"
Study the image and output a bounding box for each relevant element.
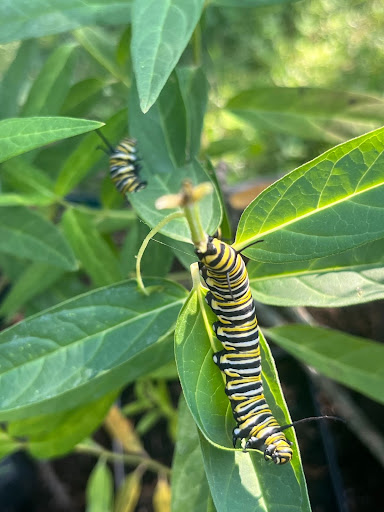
[196,235,293,464]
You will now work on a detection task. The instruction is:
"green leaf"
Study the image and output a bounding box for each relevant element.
[268,325,384,405]
[0,117,104,163]
[175,282,310,511]
[0,206,77,270]
[226,87,384,142]
[199,433,307,512]
[129,74,187,170]
[132,0,205,112]
[0,194,54,206]
[0,0,132,44]
[54,109,127,196]
[129,159,222,243]
[0,279,187,420]
[86,458,114,512]
[8,392,117,459]
[176,66,209,159]
[235,127,384,263]
[1,159,55,199]
[249,238,384,307]
[21,43,77,117]
[0,262,64,317]
[0,40,38,118]
[61,208,123,286]
[0,430,19,460]
[120,220,174,278]
[74,27,130,87]
[60,78,106,117]
[171,396,212,512]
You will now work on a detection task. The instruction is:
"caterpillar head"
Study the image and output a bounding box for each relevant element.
[263,437,293,465]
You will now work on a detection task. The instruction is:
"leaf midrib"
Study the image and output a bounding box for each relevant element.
[235,174,384,250]
[0,297,185,379]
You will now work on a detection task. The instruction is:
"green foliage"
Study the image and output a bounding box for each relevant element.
[267,325,384,404]
[131,0,205,112]
[0,1,383,511]
[235,127,384,262]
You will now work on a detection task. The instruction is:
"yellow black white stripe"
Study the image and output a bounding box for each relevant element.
[109,138,147,194]
[196,236,293,465]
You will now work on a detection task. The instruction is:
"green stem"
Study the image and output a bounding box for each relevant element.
[184,201,206,248]
[74,443,171,476]
[135,212,184,294]
[192,22,202,67]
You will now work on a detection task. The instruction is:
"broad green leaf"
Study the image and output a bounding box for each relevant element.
[212,0,297,5]
[55,109,127,196]
[249,238,384,307]
[1,159,55,199]
[0,40,38,118]
[267,325,384,405]
[25,275,88,317]
[176,66,209,159]
[0,117,104,163]
[62,208,122,286]
[0,206,77,270]
[21,44,77,117]
[226,88,384,142]
[175,279,310,510]
[0,194,54,206]
[0,278,187,420]
[132,0,205,112]
[171,396,212,512]
[0,431,19,460]
[86,459,114,512]
[0,0,132,44]
[199,433,307,512]
[129,159,222,243]
[0,253,26,282]
[60,78,106,117]
[234,127,384,263]
[8,392,116,459]
[74,27,130,87]
[0,262,64,317]
[129,74,187,170]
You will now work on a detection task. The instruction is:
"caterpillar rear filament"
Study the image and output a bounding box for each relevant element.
[196,236,293,464]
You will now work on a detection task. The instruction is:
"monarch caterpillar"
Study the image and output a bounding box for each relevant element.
[196,235,293,465]
[97,132,147,193]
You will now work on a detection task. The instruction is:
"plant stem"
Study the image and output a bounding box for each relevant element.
[135,212,184,294]
[74,443,171,476]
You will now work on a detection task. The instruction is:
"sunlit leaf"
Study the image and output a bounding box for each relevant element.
[235,127,384,263]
